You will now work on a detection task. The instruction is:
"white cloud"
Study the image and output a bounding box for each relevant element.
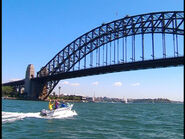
[113,82,122,87]
[131,82,140,86]
[92,81,99,85]
[61,81,69,85]
[70,83,80,86]
[61,81,80,86]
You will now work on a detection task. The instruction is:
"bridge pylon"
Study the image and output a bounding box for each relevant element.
[24,64,48,100]
[24,64,35,97]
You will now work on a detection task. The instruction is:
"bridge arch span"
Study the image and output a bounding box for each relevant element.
[36,11,184,100]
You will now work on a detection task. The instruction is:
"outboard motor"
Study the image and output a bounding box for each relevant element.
[40,109,47,116]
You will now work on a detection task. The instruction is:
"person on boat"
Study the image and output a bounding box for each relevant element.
[61,102,67,107]
[48,99,54,111]
[54,99,60,109]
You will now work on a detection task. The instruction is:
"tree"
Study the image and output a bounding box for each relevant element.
[2,86,13,96]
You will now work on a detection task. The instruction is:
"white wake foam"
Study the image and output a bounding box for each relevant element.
[2,107,77,123]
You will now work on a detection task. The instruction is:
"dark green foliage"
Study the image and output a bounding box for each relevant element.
[61,95,82,100]
[2,86,13,96]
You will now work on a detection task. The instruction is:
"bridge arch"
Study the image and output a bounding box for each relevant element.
[36,11,184,100]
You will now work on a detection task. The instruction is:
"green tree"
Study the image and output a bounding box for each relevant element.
[2,86,13,97]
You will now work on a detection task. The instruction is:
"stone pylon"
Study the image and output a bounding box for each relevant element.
[24,64,35,97]
[24,64,49,100]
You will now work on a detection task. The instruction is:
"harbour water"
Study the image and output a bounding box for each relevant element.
[2,99,184,139]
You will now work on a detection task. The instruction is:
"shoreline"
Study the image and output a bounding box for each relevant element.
[2,96,184,104]
[2,96,83,102]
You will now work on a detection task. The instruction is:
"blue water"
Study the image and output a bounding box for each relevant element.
[2,99,184,139]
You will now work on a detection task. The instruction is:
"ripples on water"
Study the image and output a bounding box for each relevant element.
[2,100,184,139]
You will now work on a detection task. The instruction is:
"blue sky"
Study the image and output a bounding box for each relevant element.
[2,0,184,101]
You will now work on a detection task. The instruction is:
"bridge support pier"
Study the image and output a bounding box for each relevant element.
[30,80,47,100]
[24,64,35,97]
[24,64,48,100]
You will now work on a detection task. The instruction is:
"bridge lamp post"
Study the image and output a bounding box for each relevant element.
[59,86,61,98]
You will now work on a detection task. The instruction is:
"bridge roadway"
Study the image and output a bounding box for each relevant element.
[34,57,184,82]
[2,79,25,86]
[2,57,184,86]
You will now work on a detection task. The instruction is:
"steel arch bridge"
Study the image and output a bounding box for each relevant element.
[3,11,184,100]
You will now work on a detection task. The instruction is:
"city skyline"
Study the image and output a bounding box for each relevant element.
[2,0,184,101]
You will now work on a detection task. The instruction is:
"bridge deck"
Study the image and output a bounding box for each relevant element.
[2,79,25,86]
[34,57,184,82]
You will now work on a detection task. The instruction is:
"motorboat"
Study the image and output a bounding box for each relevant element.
[40,103,73,117]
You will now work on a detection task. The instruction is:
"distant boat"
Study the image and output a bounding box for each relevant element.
[92,92,95,102]
[122,97,127,103]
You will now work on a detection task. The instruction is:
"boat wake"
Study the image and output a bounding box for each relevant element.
[2,106,77,123]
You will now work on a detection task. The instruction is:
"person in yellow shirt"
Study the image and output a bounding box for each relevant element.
[48,99,54,111]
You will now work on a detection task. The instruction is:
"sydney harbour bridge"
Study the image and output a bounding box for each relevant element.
[3,11,184,100]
